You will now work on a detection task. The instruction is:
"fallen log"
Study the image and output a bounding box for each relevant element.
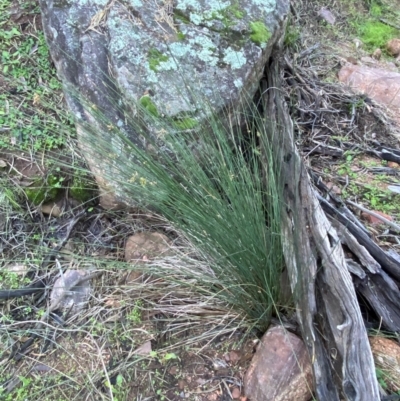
[262,56,380,400]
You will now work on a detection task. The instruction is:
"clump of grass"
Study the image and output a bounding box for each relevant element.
[68,84,285,330]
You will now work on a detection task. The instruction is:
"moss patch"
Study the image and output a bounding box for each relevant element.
[369,3,382,17]
[217,3,246,29]
[148,48,169,72]
[177,31,186,41]
[25,175,61,205]
[250,21,271,46]
[70,174,97,203]
[139,96,159,117]
[357,20,398,48]
[172,117,198,130]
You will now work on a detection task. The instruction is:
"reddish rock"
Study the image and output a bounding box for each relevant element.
[326,182,342,195]
[125,232,171,262]
[244,326,313,401]
[346,56,358,65]
[231,387,241,399]
[388,161,400,168]
[361,210,393,226]
[338,65,400,124]
[177,380,187,390]
[369,336,400,392]
[387,38,400,57]
[229,350,242,365]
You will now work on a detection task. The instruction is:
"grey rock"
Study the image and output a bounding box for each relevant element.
[318,7,335,25]
[40,0,289,207]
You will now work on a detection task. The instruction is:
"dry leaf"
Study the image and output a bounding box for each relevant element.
[133,341,152,356]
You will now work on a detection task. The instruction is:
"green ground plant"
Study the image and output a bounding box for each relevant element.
[357,20,398,48]
[348,0,400,50]
[0,0,74,151]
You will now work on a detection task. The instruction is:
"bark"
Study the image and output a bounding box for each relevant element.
[262,56,380,400]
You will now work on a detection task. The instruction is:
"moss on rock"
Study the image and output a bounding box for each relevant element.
[172,117,198,130]
[148,48,169,72]
[250,21,271,46]
[139,95,159,117]
[139,95,158,117]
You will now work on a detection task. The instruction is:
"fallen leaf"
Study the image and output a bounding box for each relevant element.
[133,341,152,356]
[104,297,121,308]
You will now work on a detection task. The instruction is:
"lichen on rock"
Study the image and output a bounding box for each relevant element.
[41,0,288,119]
[39,0,289,208]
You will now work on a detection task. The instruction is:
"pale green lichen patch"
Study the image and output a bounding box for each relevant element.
[223,47,246,69]
[129,0,143,6]
[176,0,242,28]
[250,21,271,46]
[189,36,218,66]
[234,78,243,88]
[251,0,276,14]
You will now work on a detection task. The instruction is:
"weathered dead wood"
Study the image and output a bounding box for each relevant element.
[263,57,380,400]
[331,219,400,331]
[355,272,400,332]
[318,195,400,282]
[330,219,380,274]
[311,172,371,236]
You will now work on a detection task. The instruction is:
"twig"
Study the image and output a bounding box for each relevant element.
[317,193,400,281]
[298,43,320,60]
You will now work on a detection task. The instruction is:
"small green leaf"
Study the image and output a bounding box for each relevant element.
[116,374,123,386]
[163,352,178,361]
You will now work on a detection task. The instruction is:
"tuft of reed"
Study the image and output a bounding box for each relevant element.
[67,82,286,331]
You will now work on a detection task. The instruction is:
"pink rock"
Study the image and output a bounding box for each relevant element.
[231,387,241,399]
[244,326,313,401]
[361,210,393,226]
[338,65,400,124]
